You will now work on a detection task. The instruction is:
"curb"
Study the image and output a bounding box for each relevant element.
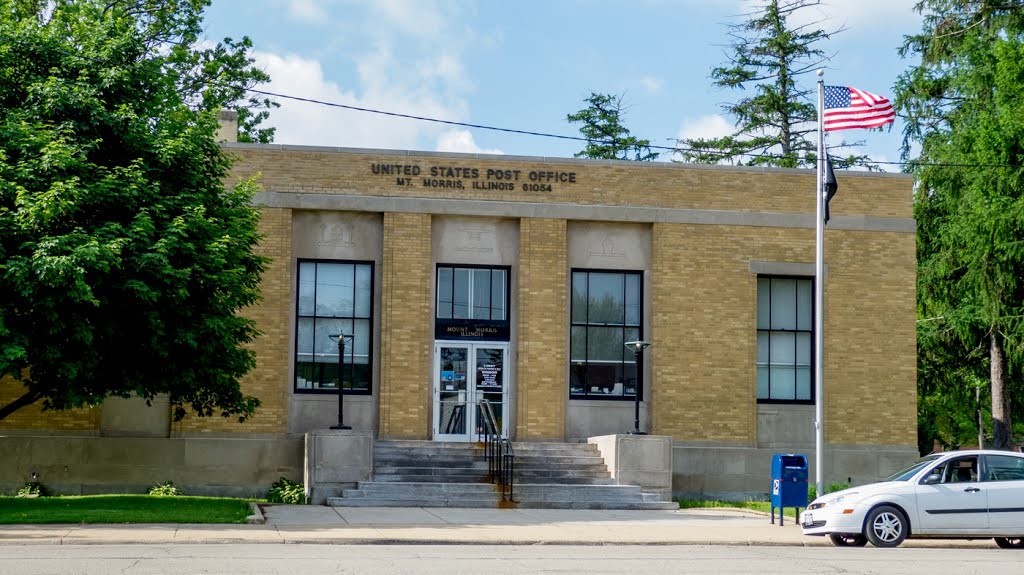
[0,536,997,548]
[245,502,266,524]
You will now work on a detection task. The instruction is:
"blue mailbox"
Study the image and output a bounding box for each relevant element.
[770,453,808,526]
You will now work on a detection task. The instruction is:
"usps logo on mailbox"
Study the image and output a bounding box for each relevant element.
[772,479,780,495]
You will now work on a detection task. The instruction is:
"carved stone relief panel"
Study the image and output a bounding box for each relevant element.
[568,221,651,270]
[292,211,382,261]
[433,216,518,266]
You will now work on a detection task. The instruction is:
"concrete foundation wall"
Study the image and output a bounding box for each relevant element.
[100,395,171,438]
[590,434,672,500]
[757,404,814,448]
[672,442,919,501]
[304,430,373,504]
[0,433,918,501]
[0,435,303,498]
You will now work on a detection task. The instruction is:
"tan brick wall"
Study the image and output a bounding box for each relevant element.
[826,230,917,444]
[0,375,100,431]
[378,212,432,438]
[174,207,292,435]
[516,218,568,440]
[6,146,914,452]
[651,224,916,447]
[226,146,911,220]
[650,223,763,442]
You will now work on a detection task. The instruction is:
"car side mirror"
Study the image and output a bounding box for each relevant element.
[922,473,941,485]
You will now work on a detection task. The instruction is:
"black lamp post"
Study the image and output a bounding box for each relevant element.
[624,340,651,435]
[328,333,353,430]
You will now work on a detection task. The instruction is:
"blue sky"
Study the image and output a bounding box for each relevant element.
[203,0,922,169]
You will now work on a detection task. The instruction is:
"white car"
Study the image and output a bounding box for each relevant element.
[800,449,1024,548]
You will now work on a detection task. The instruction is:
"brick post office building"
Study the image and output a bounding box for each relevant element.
[0,133,918,499]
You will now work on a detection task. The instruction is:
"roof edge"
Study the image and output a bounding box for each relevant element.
[221,142,913,180]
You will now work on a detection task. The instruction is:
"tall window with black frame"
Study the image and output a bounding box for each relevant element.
[756,276,813,403]
[294,260,374,394]
[570,270,642,399]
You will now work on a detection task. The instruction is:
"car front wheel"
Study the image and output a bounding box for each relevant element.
[829,533,868,547]
[864,505,908,548]
[995,537,1024,549]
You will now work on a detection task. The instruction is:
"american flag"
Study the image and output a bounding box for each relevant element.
[823,86,895,131]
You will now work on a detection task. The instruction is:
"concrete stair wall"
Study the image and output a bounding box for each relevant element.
[326,440,677,510]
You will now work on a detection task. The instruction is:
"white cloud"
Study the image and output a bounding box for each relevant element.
[369,0,449,39]
[735,0,920,31]
[435,130,503,155]
[676,114,734,142]
[246,0,482,150]
[640,76,663,93]
[253,50,466,149]
[814,0,919,29]
[286,0,328,24]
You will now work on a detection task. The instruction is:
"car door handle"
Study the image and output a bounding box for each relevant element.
[963,487,981,493]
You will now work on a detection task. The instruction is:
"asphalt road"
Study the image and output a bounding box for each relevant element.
[1,544,1020,575]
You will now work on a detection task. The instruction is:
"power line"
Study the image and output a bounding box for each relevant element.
[3,31,1019,170]
[247,89,606,147]
[247,88,1023,170]
[245,88,833,164]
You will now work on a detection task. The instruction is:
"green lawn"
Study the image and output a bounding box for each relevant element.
[678,499,800,518]
[0,495,252,524]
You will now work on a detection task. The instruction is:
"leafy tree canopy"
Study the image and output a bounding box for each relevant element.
[895,0,1024,449]
[567,92,659,161]
[677,0,868,168]
[0,0,275,422]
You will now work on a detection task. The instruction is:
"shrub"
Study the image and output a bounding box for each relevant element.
[16,481,48,498]
[148,481,183,496]
[807,482,851,501]
[266,477,306,504]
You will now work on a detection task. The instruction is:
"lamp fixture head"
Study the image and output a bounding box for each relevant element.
[624,340,651,352]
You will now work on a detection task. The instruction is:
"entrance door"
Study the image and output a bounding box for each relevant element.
[433,342,508,441]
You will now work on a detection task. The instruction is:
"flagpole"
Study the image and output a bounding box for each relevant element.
[814,70,826,498]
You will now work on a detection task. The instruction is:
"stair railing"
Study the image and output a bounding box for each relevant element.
[478,399,514,502]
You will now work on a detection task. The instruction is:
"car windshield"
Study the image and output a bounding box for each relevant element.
[883,455,943,482]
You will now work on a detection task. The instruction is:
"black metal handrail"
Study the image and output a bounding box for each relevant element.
[478,399,514,502]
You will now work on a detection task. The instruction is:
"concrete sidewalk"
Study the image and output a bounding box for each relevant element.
[0,505,999,548]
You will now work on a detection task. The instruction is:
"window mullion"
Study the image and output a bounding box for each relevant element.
[449,267,455,320]
[486,270,492,320]
[621,273,626,367]
[347,266,355,388]
[468,268,475,317]
[584,272,591,396]
[767,278,772,400]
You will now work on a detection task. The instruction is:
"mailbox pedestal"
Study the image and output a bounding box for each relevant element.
[770,453,808,526]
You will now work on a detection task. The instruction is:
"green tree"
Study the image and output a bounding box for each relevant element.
[567,93,659,161]
[895,0,1024,449]
[0,0,274,422]
[677,0,865,168]
[917,317,991,453]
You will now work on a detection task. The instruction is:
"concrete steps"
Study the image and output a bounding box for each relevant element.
[326,440,675,510]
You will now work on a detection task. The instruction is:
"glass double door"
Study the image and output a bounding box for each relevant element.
[433,342,508,441]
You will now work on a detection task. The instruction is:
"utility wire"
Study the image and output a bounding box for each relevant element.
[247,88,1023,170]
[246,88,853,165]
[3,32,1019,170]
[248,89,606,147]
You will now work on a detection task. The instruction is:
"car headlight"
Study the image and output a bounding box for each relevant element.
[808,492,859,510]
